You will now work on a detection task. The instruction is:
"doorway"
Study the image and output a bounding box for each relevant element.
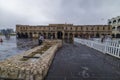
[57,31,63,39]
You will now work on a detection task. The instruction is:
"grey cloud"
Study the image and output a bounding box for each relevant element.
[0,0,120,30]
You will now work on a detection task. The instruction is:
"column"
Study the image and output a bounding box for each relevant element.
[46,32,48,39]
[55,32,57,39]
[28,31,30,38]
[62,31,65,39]
[68,32,70,39]
[73,33,75,39]
[36,32,39,38]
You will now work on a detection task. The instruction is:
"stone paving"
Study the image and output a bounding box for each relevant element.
[45,42,120,80]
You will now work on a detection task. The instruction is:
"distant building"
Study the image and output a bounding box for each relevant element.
[16,24,112,41]
[0,28,14,34]
[108,16,120,38]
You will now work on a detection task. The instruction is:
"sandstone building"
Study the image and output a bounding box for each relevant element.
[16,24,112,40]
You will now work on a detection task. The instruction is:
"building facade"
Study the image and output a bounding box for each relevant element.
[16,24,112,40]
[108,16,120,38]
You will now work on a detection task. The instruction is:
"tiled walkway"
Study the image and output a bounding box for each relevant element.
[45,43,120,80]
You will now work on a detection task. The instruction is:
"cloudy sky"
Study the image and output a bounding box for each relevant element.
[0,0,120,30]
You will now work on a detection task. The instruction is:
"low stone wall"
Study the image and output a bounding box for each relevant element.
[0,40,62,80]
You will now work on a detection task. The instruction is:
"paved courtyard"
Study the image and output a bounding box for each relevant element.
[45,42,120,80]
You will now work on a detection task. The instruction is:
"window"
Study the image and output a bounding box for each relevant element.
[30,27,32,29]
[108,21,111,25]
[20,27,22,30]
[108,26,110,30]
[23,27,25,29]
[76,27,78,30]
[103,27,105,30]
[81,27,83,30]
[86,27,88,30]
[118,19,120,22]
[117,26,120,31]
[97,27,99,30]
[112,27,115,30]
[65,27,67,30]
[71,27,72,30]
[113,20,116,23]
[34,32,36,34]
[91,27,93,30]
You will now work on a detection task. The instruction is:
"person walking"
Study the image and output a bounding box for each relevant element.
[38,35,44,45]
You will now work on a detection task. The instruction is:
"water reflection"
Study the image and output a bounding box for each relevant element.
[0,36,38,61]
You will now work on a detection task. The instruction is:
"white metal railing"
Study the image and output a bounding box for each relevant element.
[74,38,120,59]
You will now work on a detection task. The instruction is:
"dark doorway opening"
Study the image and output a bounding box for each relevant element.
[25,32,28,38]
[29,32,32,38]
[43,33,46,39]
[16,32,20,38]
[116,34,120,38]
[48,33,51,39]
[57,31,63,39]
[53,33,55,39]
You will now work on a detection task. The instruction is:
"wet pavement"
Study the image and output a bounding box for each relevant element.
[45,42,120,80]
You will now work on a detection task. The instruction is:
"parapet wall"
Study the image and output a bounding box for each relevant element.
[0,40,62,80]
